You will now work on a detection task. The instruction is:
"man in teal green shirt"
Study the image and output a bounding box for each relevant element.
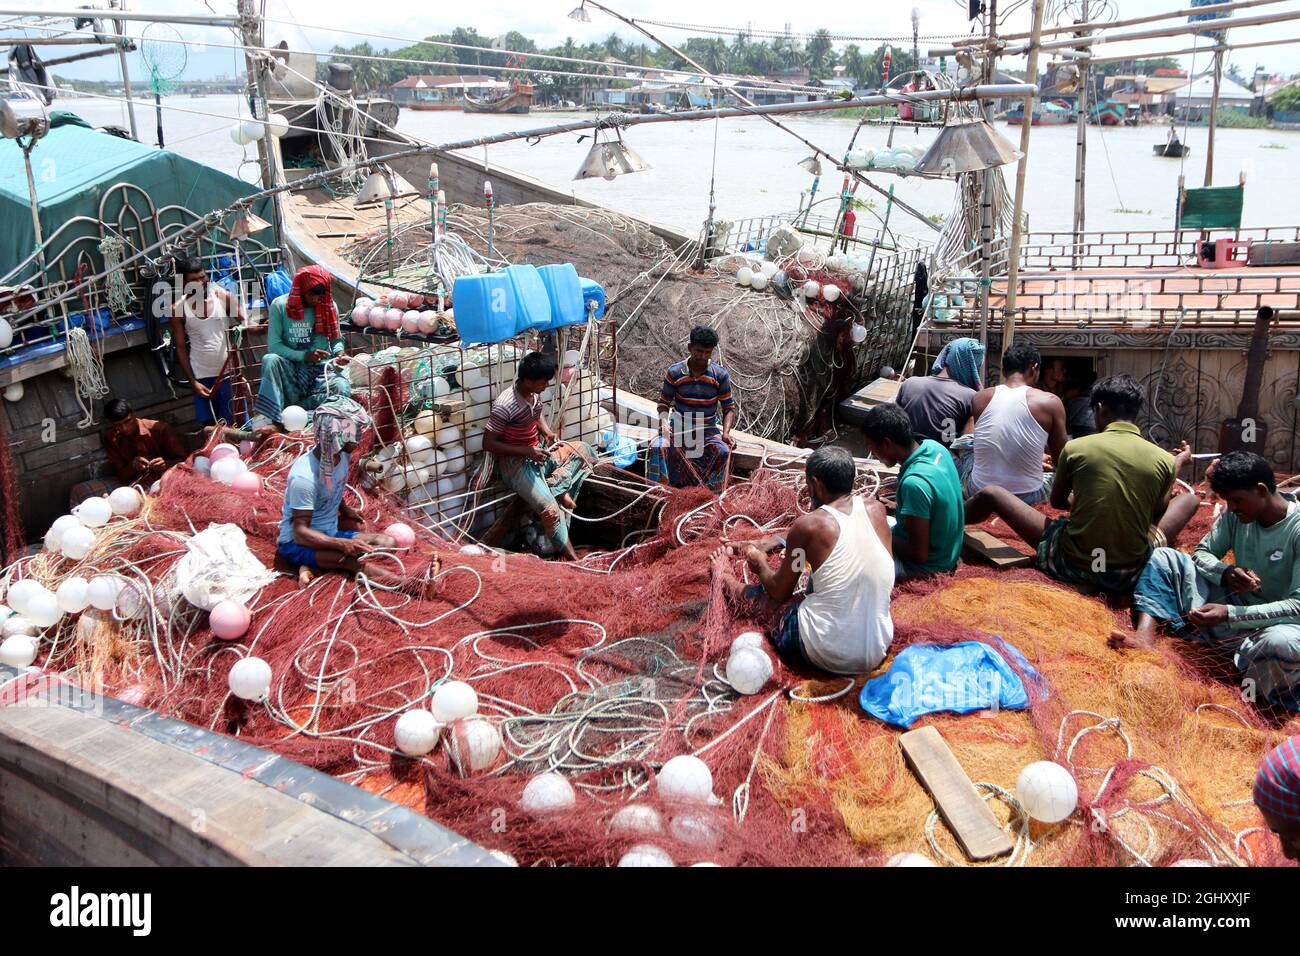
[862,403,963,578]
[1128,451,1300,711]
[253,265,350,429]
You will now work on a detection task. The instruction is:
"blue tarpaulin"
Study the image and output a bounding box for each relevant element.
[859,639,1046,728]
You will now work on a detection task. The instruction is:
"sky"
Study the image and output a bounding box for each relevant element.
[10,0,1300,82]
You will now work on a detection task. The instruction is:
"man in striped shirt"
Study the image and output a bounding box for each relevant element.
[655,326,737,490]
[1126,451,1300,710]
[483,351,593,561]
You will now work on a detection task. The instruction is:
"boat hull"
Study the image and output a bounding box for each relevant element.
[463,90,534,114]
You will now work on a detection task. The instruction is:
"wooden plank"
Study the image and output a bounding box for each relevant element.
[899,725,1014,861]
[963,529,1034,569]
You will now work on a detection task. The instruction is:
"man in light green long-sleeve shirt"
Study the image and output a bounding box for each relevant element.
[1126,451,1300,710]
[252,269,350,428]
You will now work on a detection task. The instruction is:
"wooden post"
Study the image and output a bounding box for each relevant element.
[1001,0,1046,353]
[1071,0,1090,269]
[1204,46,1224,187]
[977,0,999,382]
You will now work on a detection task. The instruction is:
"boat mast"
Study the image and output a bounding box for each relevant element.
[236,0,284,254]
[1204,44,1224,185]
[1071,0,1089,268]
[1001,0,1046,352]
[110,0,139,140]
[977,0,999,382]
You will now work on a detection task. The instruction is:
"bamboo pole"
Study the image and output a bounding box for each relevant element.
[977,0,998,383]
[1086,33,1300,64]
[110,1,138,141]
[952,0,1288,44]
[1072,0,1091,268]
[1001,0,1047,354]
[1205,47,1224,188]
[0,45,121,73]
[931,6,1300,56]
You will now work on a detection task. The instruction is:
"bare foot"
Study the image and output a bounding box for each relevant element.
[1108,628,1144,651]
[297,565,316,589]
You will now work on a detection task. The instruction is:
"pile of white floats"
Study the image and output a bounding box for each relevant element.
[352,345,612,536]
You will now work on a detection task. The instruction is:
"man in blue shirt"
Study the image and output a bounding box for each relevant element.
[277,398,431,591]
[656,325,738,490]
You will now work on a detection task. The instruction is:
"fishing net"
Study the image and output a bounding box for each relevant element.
[0,412,25,566]
[338,202,912,444]
[139,23,187,98]
[7,436,1297,866]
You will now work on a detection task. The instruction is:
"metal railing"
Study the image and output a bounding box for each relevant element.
[1015,226,1300,271]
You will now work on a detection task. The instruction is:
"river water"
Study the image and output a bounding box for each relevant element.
[64,94,1300,240]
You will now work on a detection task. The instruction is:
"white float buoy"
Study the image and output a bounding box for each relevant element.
[725,646,773,695]
[669,811,723,848]
[228,656,272,701]
[736,266,754,287]
[87,575,124,612]
[5,579,42,616]
[45,514,81,552]
[618,844,675,867]
[731,631,765,654]
[0,634,38,668]
[108,486,142,517]
[1016,761,1079,824]
[210,457,246,486]
[886,852,937,867]
[520,772,576,814]
[24,590,61,628]
[59,525,96,561]
[802,280,821,299]
[657,754,716,804]
[281,405,310,432]
[73,496,112,528]
[609,803,663,836]
[394,709,441,756]
[448,717,501,774]
[56,577,90,614]
[430,680,478,723]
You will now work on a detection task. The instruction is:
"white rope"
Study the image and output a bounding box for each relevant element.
[64,326,109,429]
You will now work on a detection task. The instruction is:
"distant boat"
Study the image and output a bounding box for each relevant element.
[463,81,534,115]
[1005,101,1073,125]
[1154,132,1191,157]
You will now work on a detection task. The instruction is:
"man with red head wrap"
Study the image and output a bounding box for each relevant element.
[253,265,351,429]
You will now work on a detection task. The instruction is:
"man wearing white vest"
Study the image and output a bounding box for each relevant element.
[711,446,895,676]
[959,343,1068,506]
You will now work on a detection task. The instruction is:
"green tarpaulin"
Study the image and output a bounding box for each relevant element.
[0,112,272,284]
[1177,185,1245,230]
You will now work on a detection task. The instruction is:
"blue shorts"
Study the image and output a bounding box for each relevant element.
[194,376,233,425]
[743,584,808,669]
[277,530,357,571]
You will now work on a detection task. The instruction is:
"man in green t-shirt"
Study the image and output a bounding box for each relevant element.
[965,374,1197,591]
[1126,451,1300,711]
[862,403,963,579]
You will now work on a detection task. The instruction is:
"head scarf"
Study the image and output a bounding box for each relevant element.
[313,397,371,491]
[286,265,339,342]
[931,337,985,391]
[1255,736,1300,825]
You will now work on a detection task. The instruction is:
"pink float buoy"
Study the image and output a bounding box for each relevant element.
[210,442,239,463]
[385,522,416,549]
[239,440,254,456]
[402,310,421,333]
[416,310,437,334]
[209,599,251,640]
[351,305,372,327]
[383,308,403,331]
[232,472,262,495]
[391,291,410,310]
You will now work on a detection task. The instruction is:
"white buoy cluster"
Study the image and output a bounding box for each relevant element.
[228,112,291,145]
[390,680,502,775]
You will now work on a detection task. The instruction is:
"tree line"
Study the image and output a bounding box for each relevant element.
[317,26,921,99]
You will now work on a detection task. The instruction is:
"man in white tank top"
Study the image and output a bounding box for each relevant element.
[711,446,895,676]
[958,343,1068,506]
[169,255,245,433]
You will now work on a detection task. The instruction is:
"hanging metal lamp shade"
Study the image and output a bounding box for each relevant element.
[354,165,418,205]
[574,134,651,181]
[913,117,1021,178]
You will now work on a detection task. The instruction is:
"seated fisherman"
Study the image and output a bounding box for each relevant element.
[711,446,895,676]
[101,397,187,488]
[278,398,431,591]
[253,265,350,431]
[1254,735,1300,861]
[657,325,737,490]
[1126,451,1300,711]
[482,351,594,561]
[965,374,1197,592]
[861,403,963,579]
[895,336,983,448]
[954,344,1067,505]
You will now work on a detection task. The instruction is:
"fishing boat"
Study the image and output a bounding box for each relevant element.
[1004,100,1073,125]
[1154,130,1192,157]
[462,79,534,115]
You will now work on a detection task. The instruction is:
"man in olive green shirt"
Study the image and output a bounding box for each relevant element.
[965,374,1197,591]
[862,403,964,578]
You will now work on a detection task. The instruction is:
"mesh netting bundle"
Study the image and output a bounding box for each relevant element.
[0,411,25,566]
[9,439,1299,866]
